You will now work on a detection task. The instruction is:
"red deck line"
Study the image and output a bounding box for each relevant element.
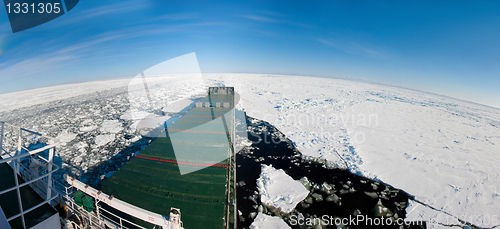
[135,155,229,168]
[167,129,229,134]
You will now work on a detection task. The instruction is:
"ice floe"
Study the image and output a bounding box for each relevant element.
[257,164,310,213]
[249,212,291,229]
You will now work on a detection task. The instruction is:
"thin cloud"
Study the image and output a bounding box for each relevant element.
[133,12,200,25]
[57,34,124,54]
[240,15,284,23]
[56,20,217,55]
[94,21,225,39]
[239,14,316,29]
[138,21,226,36]
[318,38,384,57]
[0,9,226,89]
[156,13,199,21]
[55,1,147,26]
[0,54,76,84]
[0,20,225,84]
[258,10,287,17]
[57,19,224,54]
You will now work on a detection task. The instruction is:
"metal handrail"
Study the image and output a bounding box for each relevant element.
[0,144,59,164]
[98,205,148,229]
[100,213,131,229]
[0,165,58,195]
[0,121,60,228]
[61,182,149,229]
[6,190,59,221]
[0,152,60,195]
[65,175,173,228]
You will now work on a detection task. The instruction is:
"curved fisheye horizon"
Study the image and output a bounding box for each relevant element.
[1,1,500,229]
[1,71,499,111]
[0,1,499,109]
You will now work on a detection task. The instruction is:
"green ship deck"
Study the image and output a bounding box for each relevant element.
[101,88,235,229]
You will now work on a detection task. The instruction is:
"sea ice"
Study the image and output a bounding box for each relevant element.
[100,120,123,134]
[249,212,291,229]
[94,134,116,147]
[56,130,77,146]
[0,78,131,112]
[257,164,310,213]
[206,73,500,227]
[1,74,498,227]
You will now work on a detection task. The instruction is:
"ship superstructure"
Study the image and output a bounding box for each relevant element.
[0,121,61,229]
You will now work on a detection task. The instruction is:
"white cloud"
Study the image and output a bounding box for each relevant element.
[239,13,316,29]
[57,34,124,54]
[257,10,287,17]
[240,15,284,23]
[55,1,147,26]
[0,18,225,89]
[0,54,76,84]
[155,12,199,22]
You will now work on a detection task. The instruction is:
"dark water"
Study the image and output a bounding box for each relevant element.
[236,116,426,229]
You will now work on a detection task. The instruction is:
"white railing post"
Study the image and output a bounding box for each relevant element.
[46,147,54,200]
[14,128,26,228]
[0,122,4,154]
[16,129,22,171]
[233,100,237,229]
[96,199,102,228]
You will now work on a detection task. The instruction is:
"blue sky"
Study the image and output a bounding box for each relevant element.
[0,0,499,108]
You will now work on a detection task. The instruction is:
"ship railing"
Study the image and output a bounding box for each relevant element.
[60,185,106,229]
[62,192,103,229]
[18,156,63,207]
[60,218,84,229]
[97,203,148,229]
[61,183,148,229]
[0,121,60,229]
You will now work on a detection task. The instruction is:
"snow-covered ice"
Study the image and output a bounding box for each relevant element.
[0,78,131,112]
[1,73,499,227]
[257,164,310,213]
[0,74,205,179]
[80,125,97,132]
[100,120,123,134]
[94,134,116,148]
[250,213,291,229]
[56,129,77,146]
[207,73,500,227]
[120,111,151,120]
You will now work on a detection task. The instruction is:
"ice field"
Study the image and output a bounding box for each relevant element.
[0,74,499,228]
[214,74,500,228]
